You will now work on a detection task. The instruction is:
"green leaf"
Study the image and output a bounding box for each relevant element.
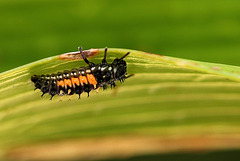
[0,48,240,161]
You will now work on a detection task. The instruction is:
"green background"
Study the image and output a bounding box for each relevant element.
[1,0,240,73]
[1,1,240,160]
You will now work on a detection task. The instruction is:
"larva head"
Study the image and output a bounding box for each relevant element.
[112,52,129,80]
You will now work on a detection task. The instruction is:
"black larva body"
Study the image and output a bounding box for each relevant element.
[31,47,131,100]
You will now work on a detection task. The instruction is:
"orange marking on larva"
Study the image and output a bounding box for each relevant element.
[79,75,88,85]
[95,87,100,93]
[64,79,72,87]
[57,80,64,87]
[87,74,97,87]
[68,89,71,94]
[71,77,80,86]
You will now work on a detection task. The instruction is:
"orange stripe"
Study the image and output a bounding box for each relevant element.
[87,74,97,88]
[57,80,64,87]
[64,79,72,87]
[79,75,88,85]
[71,77,80,86]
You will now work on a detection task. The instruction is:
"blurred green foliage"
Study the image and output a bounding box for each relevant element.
[0,0,240,73]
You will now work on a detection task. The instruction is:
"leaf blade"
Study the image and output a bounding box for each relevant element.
[0,48,240,160]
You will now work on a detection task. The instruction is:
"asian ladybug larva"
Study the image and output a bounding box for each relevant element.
[31,47,132,100]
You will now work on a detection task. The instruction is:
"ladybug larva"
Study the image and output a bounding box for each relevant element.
[31,47,132,100]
